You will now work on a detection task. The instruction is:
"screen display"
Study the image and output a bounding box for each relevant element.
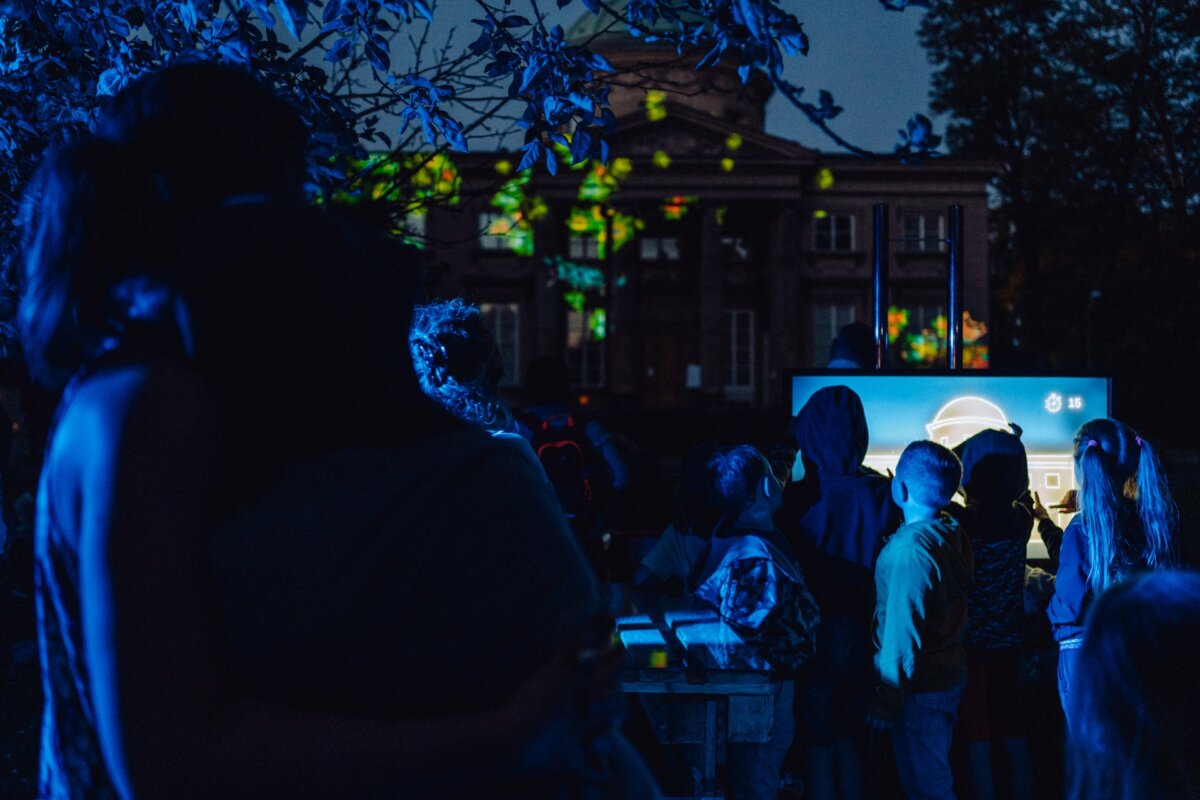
[788,372,1111,557]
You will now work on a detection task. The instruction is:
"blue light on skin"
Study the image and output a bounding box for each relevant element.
[733,455,785,533]
[890,472,943,526]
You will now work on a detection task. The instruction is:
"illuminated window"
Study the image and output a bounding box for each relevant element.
[812,302,857,367]
[478,212,508,251]
[569,235,602,260]
[639,236,681,262]
[902,213,946,252]
[404,212,427,239]
[814,213,855,251]
[909,303,946,331]
[722,309,755,401]
[566,309,605,388]
[479,302,520,387]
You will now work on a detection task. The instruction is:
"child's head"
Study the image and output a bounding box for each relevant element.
[892,441,962,518]
[1073,419,1178,593]
[957,428,1028,508]
[1069,569,1200,800]
[19,138,176,386]
[708,445,780,519]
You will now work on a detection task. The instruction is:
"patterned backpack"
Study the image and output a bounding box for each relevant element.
[694,532,821,673]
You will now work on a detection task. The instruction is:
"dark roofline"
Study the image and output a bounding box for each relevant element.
[609,102,818,161]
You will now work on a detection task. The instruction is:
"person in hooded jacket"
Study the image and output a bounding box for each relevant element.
[946,429,1034,800]
[777,386,901,800]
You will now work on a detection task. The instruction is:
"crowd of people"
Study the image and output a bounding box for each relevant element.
[630,385,1188,800]
[0,60,1196,800]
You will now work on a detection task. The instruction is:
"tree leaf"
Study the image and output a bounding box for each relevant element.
[275,0,307,39]
[324,37,355,63]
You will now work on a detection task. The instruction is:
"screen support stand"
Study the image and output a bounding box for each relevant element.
[948,204,965,370]
[872,203,889,370]
[873,204,967,370]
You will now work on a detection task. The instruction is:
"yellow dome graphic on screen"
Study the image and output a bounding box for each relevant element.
[925,396,1010,449]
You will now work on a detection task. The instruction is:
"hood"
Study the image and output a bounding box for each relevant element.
[795,385,869,477]
[956,428,1028,507]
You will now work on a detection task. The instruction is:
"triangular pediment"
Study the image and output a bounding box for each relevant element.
[608,104,817,162]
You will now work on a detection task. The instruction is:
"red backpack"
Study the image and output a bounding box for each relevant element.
[529,413,596,534]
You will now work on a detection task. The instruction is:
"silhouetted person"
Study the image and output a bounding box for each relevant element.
[522,356,628,575]
[947,429,1034,800]
[24,63,656,799]
[779,386,900,800]
[828,322,875,369]
[1068,569,1200,800]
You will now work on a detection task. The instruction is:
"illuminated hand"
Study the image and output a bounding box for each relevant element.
[1031,491,1050,521]
[1051,490,1079,515]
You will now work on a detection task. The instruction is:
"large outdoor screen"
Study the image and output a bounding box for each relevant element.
[787,372,1112,558]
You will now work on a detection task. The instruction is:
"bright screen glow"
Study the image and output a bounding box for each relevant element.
[789,373,1111,558]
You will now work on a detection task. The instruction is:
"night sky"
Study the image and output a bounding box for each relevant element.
[420,0,933,153]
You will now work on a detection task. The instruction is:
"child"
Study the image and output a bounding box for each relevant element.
[867,441,972,800]
[949,429,1033,800]
[1047,419,1178,730]
[779,385,901,800]
[693,445,820,800]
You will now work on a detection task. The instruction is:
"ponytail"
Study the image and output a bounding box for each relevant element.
[1078,439,1123,594]
[1075,420,1179,595]
[1133,436,1179,571]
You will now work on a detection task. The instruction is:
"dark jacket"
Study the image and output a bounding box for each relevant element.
[779,385,900,617]
[873,515,973,709]
[949,429,1033,649]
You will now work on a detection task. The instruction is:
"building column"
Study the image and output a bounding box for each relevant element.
[768,207,802,408]
[532,206,563,361]
[699,206,723,395]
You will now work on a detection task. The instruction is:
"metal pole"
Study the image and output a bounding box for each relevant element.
[947,204,965,370]
[872,204,890,369]
[604,207,615,388]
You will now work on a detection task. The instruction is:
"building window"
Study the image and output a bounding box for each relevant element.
[403,212,427,240]
[478,212,508,251]
[639,236,681,262]
[479,302,520,387]
[569,235,602,260]
[814,213,855,252]
[907,303,946,332]
[721,235,752,263]
[722,309,755,401]
[812,302,857,367]
[902,213,946,252]
[566,309,605,388]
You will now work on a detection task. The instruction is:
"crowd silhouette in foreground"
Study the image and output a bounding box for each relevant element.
[4,61,1195,800]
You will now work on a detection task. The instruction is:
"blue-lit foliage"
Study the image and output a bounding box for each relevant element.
[0,0,939,277]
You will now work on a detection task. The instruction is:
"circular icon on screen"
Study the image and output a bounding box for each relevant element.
[1045,392,1063,413]
[926,396,1010,449]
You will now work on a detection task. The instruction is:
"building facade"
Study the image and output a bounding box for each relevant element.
[417,14,995,408]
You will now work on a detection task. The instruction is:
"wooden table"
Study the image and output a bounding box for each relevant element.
[617,611,777,799]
